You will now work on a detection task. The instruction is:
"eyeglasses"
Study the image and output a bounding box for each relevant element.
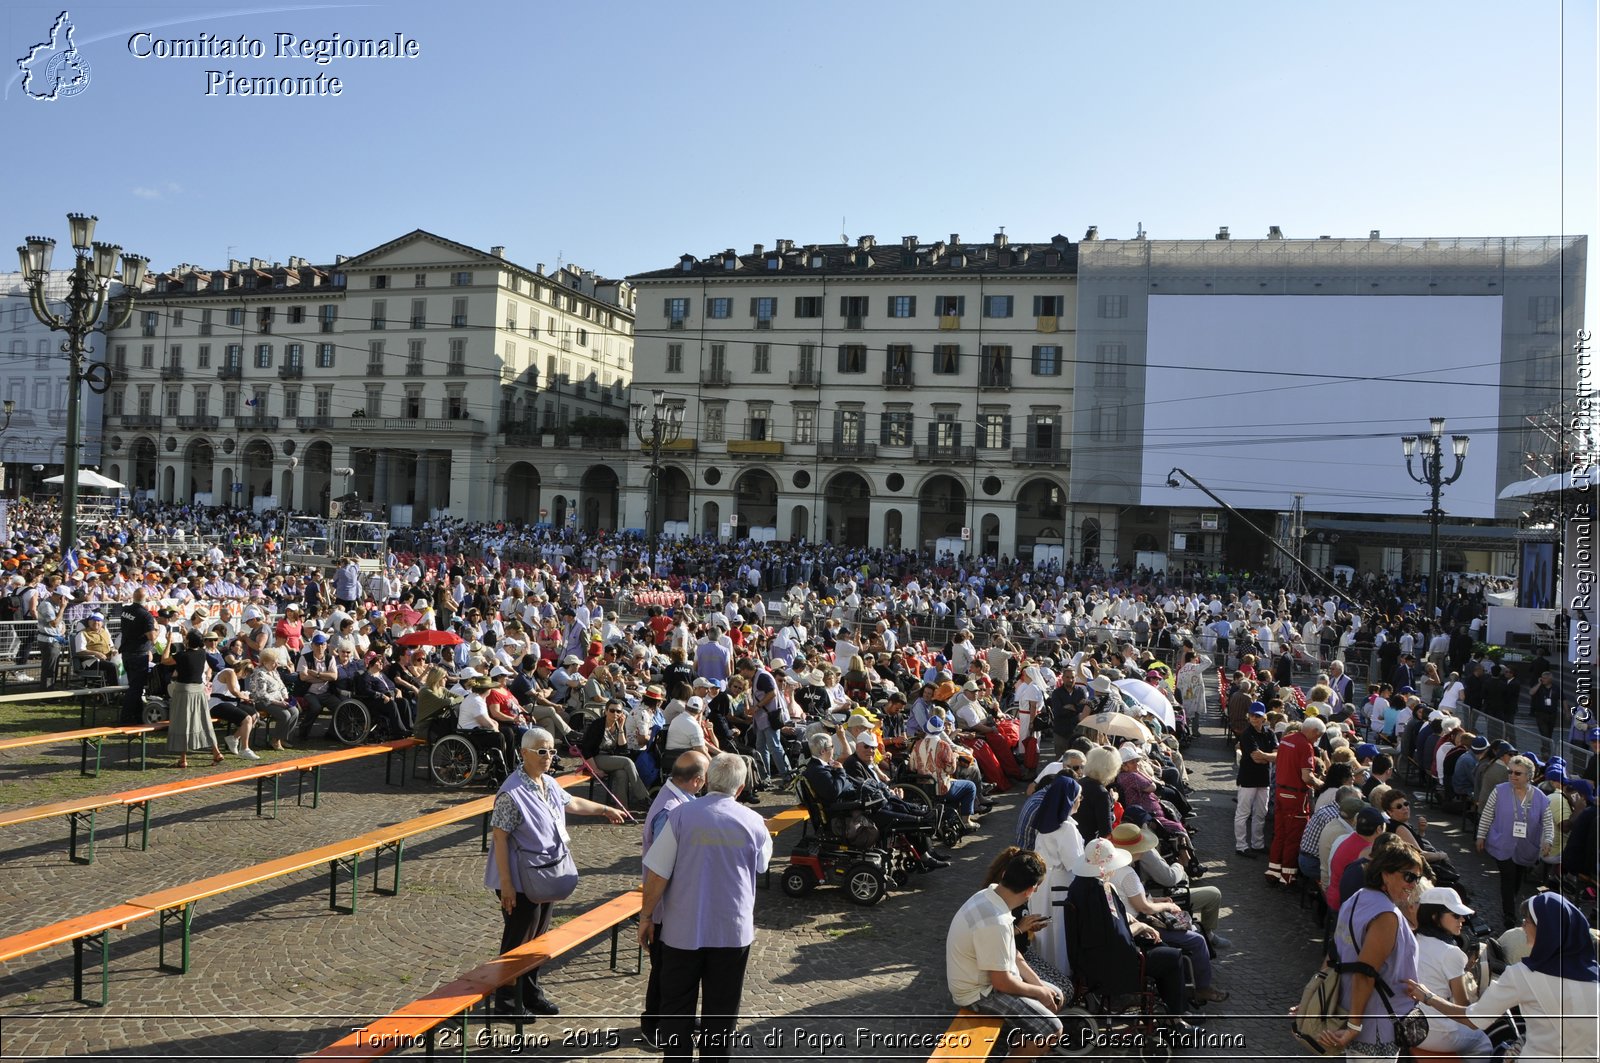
[1392,801,1409,809]
[1400,871,1423,884]
[1508,770,1528,777]
[527,747,556,756]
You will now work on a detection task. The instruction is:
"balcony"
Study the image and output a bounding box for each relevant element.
[160,365,184,381]
[366,362,385,377]
[700,368,731,387]
[109,366,129,382]
[235,415,281,432]
[119,414,162,429]
[337,415,484,434]
[217,365,242,380]
[445,362,465,377]
[278,364,303,380]
[817,440,877,461]
[404,361,425,377]
[788,368,819,386]
[296,416,335,432]
[1012,445,1066,465]
[176,415,220,431]
[882,369,914,389]
[47,410,67,427]
[978,368,1013,390]
[726,439,785,458]
[913,443,975,463]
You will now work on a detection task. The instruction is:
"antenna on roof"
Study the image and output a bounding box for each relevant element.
[556,250,564,272]
[840,217,848,244]
[1135,222,1145,239]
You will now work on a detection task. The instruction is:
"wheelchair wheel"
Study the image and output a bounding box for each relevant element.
[429,733,479,788]
[1049,1008,1099,1056]
[843,861,887,906]
[781,866,817,897]
[897,781,936,817]
[329,699,371,747]
[141,697,169,725]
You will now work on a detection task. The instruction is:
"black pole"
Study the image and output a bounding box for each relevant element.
[1168,467,1352,605]
[1428,452,1443,619]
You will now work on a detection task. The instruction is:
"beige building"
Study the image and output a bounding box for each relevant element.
[625,233,1093,560]
[105,230,634,526]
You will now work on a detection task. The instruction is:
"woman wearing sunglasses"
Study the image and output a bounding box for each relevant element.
[1319,837,1427,1060]
[484,727,627,1018]
[1476,755,1554,925]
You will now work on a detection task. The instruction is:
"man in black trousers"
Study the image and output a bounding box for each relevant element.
[118,586,156,726]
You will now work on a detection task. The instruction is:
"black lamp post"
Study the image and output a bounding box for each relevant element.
[631,389,683,580]
[1402,416,1470,619]
[17,214,147,558]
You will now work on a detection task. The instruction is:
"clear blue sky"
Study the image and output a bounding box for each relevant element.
[2,0,1592,288]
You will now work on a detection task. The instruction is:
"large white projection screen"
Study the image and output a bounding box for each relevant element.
[1141,295,1503,518]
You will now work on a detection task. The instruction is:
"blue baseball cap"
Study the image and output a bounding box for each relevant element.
[1247,701,1266,717]
[1355,743,1379,762]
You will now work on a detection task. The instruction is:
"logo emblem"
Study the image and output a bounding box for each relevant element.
[18,11,91,101]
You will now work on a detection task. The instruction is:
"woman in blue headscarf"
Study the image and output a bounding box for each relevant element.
[1407,891,1599,1061]
[1025,772,1083,977]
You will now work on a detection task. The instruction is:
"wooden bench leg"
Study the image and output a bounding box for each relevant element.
[80,735,105,778]
[384,746,408,787]
[124,801,153,851]
[72,927,115,1007]
[329,853,361,914]
[480,809,491,852]
[256,773,281,818]
[69,809,97,865]
[156,904,194,975]
[372,839,406,896]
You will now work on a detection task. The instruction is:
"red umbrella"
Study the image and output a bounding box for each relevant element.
[396,629,463,648]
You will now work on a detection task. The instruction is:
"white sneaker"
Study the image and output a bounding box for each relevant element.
[240,747,261,761]
[224,735,240,755]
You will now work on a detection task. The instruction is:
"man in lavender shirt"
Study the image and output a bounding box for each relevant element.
[640,754,772,1062]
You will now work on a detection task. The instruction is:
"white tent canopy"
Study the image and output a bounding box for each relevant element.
[43,470,126,490]
[1498,466,1596,500]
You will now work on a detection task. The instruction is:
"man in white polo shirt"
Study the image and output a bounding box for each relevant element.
[945,850,1063,1060]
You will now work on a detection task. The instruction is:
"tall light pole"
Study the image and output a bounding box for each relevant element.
[1402,416,1470,619]
[17,214,147,559]
[631,389,683,580]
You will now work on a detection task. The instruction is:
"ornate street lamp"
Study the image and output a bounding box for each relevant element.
[16,214,147,557]
[631,389,684,579]
[1402,416,1470,618]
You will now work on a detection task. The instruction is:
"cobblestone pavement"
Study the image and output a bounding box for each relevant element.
[0,712,1508,1062]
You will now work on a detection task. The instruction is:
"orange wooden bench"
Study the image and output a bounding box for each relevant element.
[0,903,154,1007]
[0,722,169,777]
[301,889,644,1061]
[0,738,422,863]
[122,770,588,978]
[928,1010,1004,1061]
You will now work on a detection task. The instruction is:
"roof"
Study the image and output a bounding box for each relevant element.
[1305,518,1522,543]
[629,235,1079,282]
[1499,467,1598,500]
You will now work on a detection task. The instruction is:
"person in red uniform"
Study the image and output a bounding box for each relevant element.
[1267,715,1326,885]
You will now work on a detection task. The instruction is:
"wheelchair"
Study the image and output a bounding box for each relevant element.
[886,756,969,850]
[778,775,893,906]
[427,714,511,789]
[1058,896,1197,1062]
[327,686,402,747]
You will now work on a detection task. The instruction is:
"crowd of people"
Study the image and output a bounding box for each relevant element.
[2,498,1595,1059]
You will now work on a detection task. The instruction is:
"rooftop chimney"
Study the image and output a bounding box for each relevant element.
[1267,226,1284,240]
[993,232,1008,247]
[1215,227,1230,240]
[1369,230,1381,239]
[902,235,917,250]
[490,245,505,258]
[1083,226,1099,241]
[752,243,763,256]
[949,233,961,247]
